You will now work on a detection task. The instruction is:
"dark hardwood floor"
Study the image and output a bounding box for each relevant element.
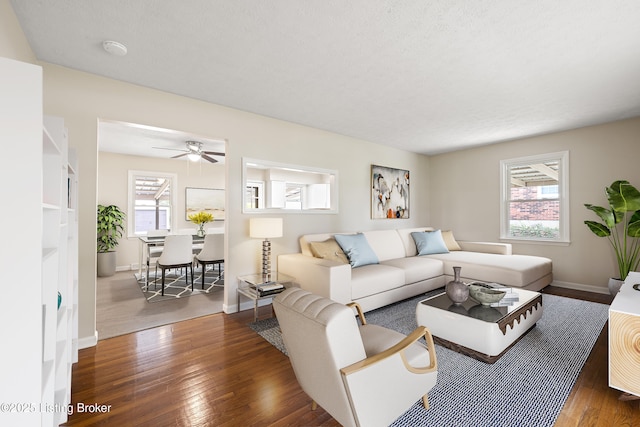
[62,286,639,427]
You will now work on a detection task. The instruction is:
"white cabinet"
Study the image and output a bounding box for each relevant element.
[609,271,640,398]
[0,58,78,426]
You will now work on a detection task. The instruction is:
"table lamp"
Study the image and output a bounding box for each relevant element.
[250,218,283,276]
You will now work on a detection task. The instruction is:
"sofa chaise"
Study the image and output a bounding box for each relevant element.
[277,228,552,312]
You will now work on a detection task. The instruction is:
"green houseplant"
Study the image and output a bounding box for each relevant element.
[97,204,126,277]
[584,180,640,294]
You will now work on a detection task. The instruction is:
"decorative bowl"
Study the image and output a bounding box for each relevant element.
[468,283,506,306]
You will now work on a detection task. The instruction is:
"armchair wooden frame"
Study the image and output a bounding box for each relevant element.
[274,288,438,427]
[343,302,438,409]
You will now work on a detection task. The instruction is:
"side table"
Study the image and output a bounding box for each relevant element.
[609,271,640,400]
[237,272,295,322]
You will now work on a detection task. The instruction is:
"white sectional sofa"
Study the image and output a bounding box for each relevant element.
[277,227,553,312]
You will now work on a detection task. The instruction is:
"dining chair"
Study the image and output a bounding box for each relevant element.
[178,228,204,252]
[146,229,168,285]
[195,233,224,289]
[155,234,194,296]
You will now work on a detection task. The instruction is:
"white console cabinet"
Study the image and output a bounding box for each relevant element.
[0,58,78,426]
[609,271,640,398]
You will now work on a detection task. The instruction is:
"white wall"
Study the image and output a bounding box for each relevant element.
[37,61,430,344]
[0,0,35,63]
[429,117,640,292]
[98,151,225,269]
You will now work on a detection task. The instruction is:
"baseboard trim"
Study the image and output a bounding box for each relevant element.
[224,298,273,315]
[78,331,98,349]
[551,280,610,295]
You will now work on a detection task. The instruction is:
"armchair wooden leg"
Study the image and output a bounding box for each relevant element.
[422,394,429,410]
[311,401,317,411]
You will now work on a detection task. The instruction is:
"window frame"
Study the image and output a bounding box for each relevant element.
[499,151,570,244]
[127,170,178,237]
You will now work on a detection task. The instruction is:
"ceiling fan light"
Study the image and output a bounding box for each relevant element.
[187,152,200,162]
[186,141,201,151]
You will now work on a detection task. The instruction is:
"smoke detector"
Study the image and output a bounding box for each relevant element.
[103,40,128,56]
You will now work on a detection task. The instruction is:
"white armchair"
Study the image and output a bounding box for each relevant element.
[273,288,438,427]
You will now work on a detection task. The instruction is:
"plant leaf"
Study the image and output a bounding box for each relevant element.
[584,220,611,237]
[584,204,615,228]
[606,180,640,214]
[628,211,640,237]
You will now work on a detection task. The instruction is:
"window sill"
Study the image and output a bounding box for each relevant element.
[499,237,570,246]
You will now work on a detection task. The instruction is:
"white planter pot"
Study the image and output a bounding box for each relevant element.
[608,277,624,295]
[97,251,116,277]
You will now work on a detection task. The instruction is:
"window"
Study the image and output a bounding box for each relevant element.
[128,171,178,236]
[500,151,569,243]
[242,158,338,213]
[285,184,303,209]
[245,181,264,210]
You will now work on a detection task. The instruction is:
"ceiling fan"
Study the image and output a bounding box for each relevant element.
[153,140,225,163]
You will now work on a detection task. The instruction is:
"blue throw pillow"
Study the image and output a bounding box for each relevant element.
[334,233,379,268]
[411,230,450,255]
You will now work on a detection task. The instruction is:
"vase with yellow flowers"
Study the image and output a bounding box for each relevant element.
[188,211,214,237]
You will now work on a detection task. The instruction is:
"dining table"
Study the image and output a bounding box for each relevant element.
[135,230,223,283]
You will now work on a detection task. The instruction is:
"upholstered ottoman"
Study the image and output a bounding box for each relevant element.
[416,289,543,363]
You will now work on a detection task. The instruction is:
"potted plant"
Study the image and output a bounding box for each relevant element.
[584,180,640,294]
[97,204,126,277]
[188,211,214,237]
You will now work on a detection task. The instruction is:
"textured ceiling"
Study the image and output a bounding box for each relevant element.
[10,0,640,155]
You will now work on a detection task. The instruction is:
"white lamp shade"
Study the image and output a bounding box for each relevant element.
[250,218,283,239]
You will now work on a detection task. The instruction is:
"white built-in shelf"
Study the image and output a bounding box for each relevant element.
[40,115,78,426]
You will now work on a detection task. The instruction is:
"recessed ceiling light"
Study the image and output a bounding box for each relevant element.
[103,40,128,56]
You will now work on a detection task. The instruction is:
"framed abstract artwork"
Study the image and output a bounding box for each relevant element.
[371,165,409,219]
[185,187,225,221]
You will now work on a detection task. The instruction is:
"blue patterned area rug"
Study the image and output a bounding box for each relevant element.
[249,292,609,427]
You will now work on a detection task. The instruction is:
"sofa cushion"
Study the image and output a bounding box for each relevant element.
[441,230,462,251]
[396,227,435,257]
[335,233,379,268]
[427,251,552,287]
[299,233,337,257]
[412,230,450,255]
[362,229,407,261]
[381,257,444,284]
[351,264,405,299]
[309,238,349,264]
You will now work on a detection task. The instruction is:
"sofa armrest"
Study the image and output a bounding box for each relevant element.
[458,241,512,255]
[277,253,352,304]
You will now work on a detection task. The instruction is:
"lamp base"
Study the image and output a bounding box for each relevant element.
[261,238,271,276]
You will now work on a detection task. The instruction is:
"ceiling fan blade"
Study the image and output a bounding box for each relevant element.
[201,154,218,163]
[202,151,225,156]
[171,153,189,159]
[153,146,189,152]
